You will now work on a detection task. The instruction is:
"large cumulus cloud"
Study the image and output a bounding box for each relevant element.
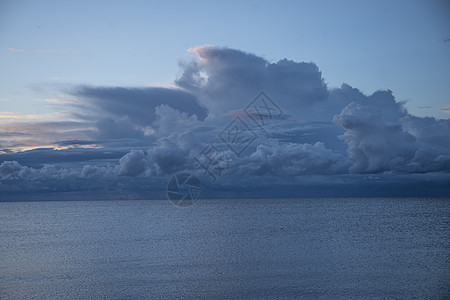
[176,46,329,118]
[334,101,415,173]
[334,98,450,174]
[1,45,449,199]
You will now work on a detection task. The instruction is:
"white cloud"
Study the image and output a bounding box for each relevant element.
[7,48,25,53]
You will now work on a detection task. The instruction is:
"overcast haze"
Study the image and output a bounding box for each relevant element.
[0,0,449,200]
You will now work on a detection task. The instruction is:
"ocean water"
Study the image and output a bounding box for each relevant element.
[0,198,448,299]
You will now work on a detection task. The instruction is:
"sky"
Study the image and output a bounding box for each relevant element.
[0,0,449,200]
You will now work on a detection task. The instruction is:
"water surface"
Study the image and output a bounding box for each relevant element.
[0,198,448,299]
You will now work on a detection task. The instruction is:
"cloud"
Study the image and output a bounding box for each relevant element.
[69,86,209,143]
[74,86,208,124]
[0,161,24,179]
[441,105,450,115]
[0,147,127,168]
[96,117,145,140]
[147,138,190,175]
[0,86,209,150]
[7,48,25,53]
[0,120,95,151]
[152,104,202,137]
[266,58,328,106]
[0,112,40,120]
[1,45,450,199]
[117,149,149,176]
[236,142,348,176]
[0,160,76,181]
[334,102,416,173]
[334,101,450,174]
[176,46,328,118]
[401,115,450,148]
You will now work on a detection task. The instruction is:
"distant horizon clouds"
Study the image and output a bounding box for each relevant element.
[1,45,449,200]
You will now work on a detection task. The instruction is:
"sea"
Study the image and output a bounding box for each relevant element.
[0,198,448,299]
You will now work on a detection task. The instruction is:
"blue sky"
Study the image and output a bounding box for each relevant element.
[1,0,449,117]
[0,0,449,200]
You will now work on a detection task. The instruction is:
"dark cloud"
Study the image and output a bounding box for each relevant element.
[235,142,348,176]
[0,159,166,200]
[0,147,127,168]
[334,100,450,174]
[401,115,450,148]
[147,138,190,175]
[334,102,416,173]
[117,149,149,176]
[177,46,267,93]
[0,161,24,180]
[176,46,328,117]
[266,59,328,105]
[0,121,95,149]
[96,117,144,139]
[74,86,208,124]
[1,45,449,199]
[56,140,100,147]
[61,86,210,145]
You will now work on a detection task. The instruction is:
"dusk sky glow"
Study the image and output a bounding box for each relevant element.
[0,0,449,200]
